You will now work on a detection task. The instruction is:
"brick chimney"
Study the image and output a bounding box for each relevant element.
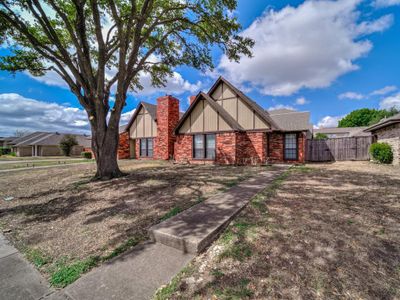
[189,95,196,105]
[154,95,180,160]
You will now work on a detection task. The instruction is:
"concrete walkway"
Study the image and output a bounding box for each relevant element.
[150,165,289,253]
[46,242,193,300]
[0,234,52,300]
[3,166,289,300]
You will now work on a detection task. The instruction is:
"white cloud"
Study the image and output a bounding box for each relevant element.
[339,92,364,100]
[26,70,69,89]
[268,104,296,111]
[134,72,201,96]
[374,0,400,7]
[295,97,309,105]
[316,115,344,128]
[379,93,400,110]
[370,85,397,96]
[28,69,201,97]
[217,0,393,96]
[120,109,135,124]
[0,93,91,136]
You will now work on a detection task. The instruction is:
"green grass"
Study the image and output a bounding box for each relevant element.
[0,159,94,170]
[25,248,52,268]
[214,278,253,299]
[160,206,182,221]
[219,242,253,262]
[103,238,140,260]
[44,236,144,287]
[50,256,100,288]
[153,265,194,300]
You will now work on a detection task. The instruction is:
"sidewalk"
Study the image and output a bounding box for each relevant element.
[2,166,289,300]
[150,165,289,253]
[0,234,52,300]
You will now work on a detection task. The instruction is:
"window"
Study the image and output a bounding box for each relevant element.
[193,134,216,159]
[206,134,216,159]
[140,138,153,157]
[284,133,297,160]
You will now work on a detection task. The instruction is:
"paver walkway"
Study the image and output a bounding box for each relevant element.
[150,165,289,253]
[0,234,52,300]
[3,166,289,300]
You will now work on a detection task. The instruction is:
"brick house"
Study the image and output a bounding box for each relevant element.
[119,96,181,160]
[364,113,400,165]
[119,77,311,164]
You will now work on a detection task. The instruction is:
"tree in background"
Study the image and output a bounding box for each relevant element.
[315,133,328,140]
[0,0,253,179]
[59,135,78,156]
[338,108,399,128]
[14,130,30,137]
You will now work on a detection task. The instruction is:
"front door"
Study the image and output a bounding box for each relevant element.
[130,139,136,159]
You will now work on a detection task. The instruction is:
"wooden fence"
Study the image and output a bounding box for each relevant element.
[306,136,372,162]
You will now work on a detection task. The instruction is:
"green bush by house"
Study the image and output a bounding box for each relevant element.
[81,151,92,159]
[369,142,393,164]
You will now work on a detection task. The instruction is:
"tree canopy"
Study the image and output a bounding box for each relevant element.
[59,134,78,156]
[338,108,399,128]
[0,0,254,179]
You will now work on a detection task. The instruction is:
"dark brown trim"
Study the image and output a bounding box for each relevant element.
[125,101,157,132]
[139,137,154,158]
[174,92,244,134]
[207,76,280,130]
[192,133,216,160]
[283,132,299,161]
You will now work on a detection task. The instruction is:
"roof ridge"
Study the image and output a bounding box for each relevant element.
[207,76,280,130]
[174,92,244,134]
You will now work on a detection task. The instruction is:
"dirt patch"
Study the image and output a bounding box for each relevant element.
[0,160,265,279]
[160,162,400,299]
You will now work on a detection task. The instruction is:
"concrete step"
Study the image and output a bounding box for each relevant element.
[149,166,289,254]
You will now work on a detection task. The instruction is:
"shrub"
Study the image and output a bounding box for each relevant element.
[59,135,78,156]
[81,151,92,159]
[0,147,12,155]
[9,152,16,156]
[369,142,393,164]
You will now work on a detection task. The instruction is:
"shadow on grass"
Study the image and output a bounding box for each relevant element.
[166,166,400,299]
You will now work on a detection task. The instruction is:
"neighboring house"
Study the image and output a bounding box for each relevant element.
[120,77,312,165]
[8,132,91,157]
[364,113,400,165]
[0,136,17,148]
[313,127,371,138]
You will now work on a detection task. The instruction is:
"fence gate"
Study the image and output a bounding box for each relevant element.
[306,136,372,162]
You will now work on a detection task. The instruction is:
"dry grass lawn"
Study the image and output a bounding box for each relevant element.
[0,159,265,283]
[157,161,400,300]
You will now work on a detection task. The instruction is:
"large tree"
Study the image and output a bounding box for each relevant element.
[338,108,399,128]
[0,0,253,179]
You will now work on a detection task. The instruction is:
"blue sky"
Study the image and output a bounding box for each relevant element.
[1,0,400,136]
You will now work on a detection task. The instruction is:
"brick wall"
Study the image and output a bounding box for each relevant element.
[236,132,266,165]
[216,132,237,164]
[154,95,180,160]
[118,131,130,159]
[174,131,307,165]
[267,132,306,163]
[174,134,193,162]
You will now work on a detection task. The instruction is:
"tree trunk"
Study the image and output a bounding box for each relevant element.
[91,119,125,180]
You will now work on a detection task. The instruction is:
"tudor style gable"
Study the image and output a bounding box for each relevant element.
[208,77,276,131]
[127,103,157,139]
[175,92,243,134]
